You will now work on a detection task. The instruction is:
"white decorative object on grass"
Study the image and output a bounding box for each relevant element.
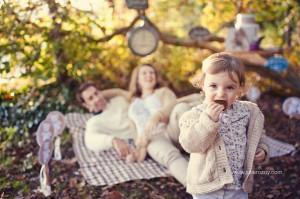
[39,165,51,197]
[36,111,66,196]
[282,97,300,119]
[38,141,53,196]
[36,120,54,197]
[46,111,65,137]
[38,140,54,165]
[246,86,261,103]
[46,111,66,160]
[53,137,62,160]
[36,120,53,146]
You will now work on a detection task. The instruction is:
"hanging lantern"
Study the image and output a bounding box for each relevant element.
[246,86,261,102]
[225,27,249,51]
[235,13,260,45]
[125,0,148,10]
[225,13,260,51]
[249,36,264,51]
[282,97,300,119]
[127,17,159,56]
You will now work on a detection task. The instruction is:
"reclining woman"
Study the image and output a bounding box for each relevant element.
[127,63,189,186]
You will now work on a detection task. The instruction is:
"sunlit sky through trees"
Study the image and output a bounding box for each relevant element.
[0,0,107,11]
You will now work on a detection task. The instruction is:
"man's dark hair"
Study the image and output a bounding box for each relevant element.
[76,81,97,105]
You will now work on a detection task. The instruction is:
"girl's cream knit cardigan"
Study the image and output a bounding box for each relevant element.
[179,101,269,195]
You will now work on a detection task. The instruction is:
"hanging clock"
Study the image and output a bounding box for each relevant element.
[125,0,148,10]
[128,24,159,57]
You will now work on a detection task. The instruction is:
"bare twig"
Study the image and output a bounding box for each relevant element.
[83,15,140,43]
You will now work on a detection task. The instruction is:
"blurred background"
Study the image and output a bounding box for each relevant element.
[0,1,300,198]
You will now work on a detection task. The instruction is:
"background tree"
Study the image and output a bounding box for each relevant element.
[1,0,300,140]
[1,0,300,91]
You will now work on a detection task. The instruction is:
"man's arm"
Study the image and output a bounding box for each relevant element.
[102,88,130,100]
[85,116,131,157]
[85,132,131,158]
[84,132,115,151]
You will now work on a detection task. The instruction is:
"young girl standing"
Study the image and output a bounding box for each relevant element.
[179,52,269,198]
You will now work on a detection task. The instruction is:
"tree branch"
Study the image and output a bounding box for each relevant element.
[89,15,224,53]
[89,15,140,43]
[84,17,300,96]
[231,52,300,96]
[159,32,223,53]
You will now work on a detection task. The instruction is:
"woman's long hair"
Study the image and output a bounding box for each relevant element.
[128,63,161,101]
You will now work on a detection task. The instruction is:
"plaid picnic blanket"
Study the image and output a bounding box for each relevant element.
[65,113,169,186]
[64,113,295,186]
[262,135,295,158]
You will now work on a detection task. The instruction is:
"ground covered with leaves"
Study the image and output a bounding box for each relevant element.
[1,92,299,199]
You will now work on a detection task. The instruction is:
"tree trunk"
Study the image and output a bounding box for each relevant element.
[46,0,71,85]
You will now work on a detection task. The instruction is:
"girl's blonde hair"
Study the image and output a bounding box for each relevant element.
[128,63,160,100]
[192,52,245,89]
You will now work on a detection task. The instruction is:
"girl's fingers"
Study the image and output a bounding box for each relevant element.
[210,103,224,114]
[208,102,224,111]
[205,103,224,122]
[254,149,266,162]
[255,150,264,158]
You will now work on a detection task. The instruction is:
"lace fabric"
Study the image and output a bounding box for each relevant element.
[129,94,164,135]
